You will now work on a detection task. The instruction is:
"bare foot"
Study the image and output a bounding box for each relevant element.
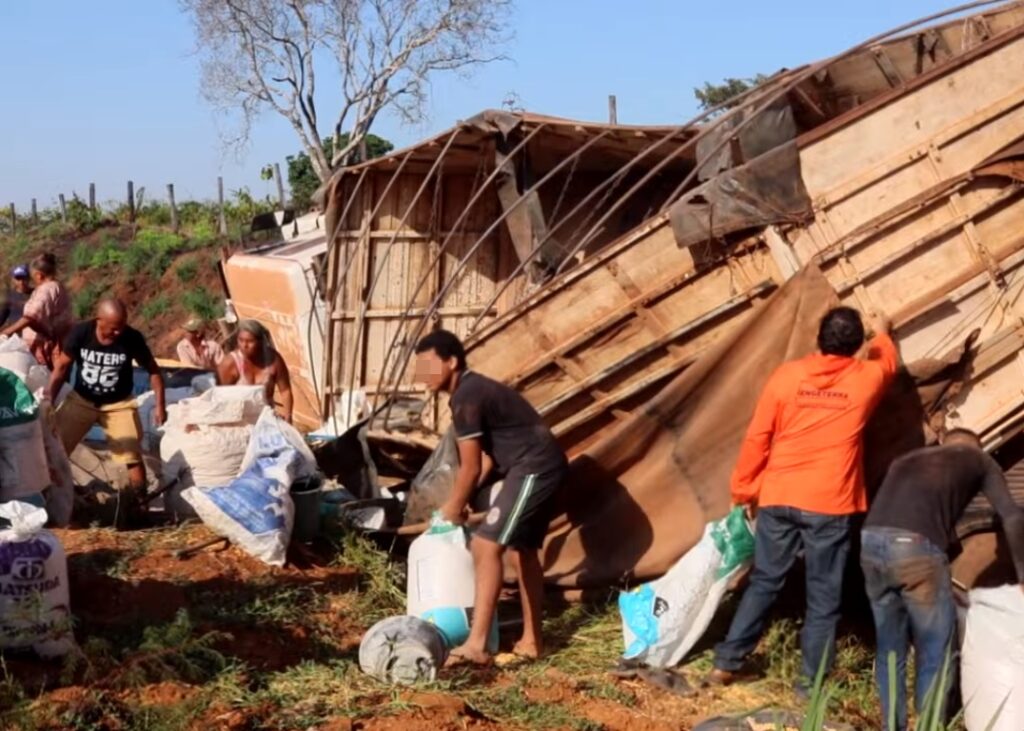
[445,644,493,667]
[512,639,542,659]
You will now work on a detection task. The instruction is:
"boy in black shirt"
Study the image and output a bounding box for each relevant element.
[48,299,166,524]
[415,330,567,666]
[862,428,1024,730]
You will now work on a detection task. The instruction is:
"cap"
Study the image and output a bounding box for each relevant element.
[11,265,28,280]
[182,317,204,333]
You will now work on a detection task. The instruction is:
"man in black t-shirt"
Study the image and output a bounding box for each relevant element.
[48,299,166,525]
[414,329,567,666]
[862,428,1024,731]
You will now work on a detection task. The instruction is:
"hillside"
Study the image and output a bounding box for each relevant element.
[0,196,274,358]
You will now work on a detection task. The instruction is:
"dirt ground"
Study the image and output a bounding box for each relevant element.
[0,522,883,731]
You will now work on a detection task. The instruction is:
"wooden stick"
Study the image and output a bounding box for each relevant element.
[58,194,67,223]
[89,182,96,211]
[217,176,228,236]
[30,198,37,224]
[167,183,179,232]
[127,180,135,222]
[608,94,618,124]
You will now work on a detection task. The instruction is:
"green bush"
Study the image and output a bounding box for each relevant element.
[188,220,216,249]
[140,294,171,321]
[183,287,222,321]
[73,282,106,319]
[176,259,198,283]
[69,243,93,272]
[90,237,123,268]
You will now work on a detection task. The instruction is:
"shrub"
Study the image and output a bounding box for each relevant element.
[176,259,198,283]
[90,238,123,269]
[73,282,106,319]
[69,244,93,272]
[188,220,217,249]
[140,294,171,322]
[183,287,222,321]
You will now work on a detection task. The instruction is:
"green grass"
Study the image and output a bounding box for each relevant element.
[182,286,222,321]
[139,294,171,322]
[335,532,406,624]
[175,258,198,283]
[72,281,107,319]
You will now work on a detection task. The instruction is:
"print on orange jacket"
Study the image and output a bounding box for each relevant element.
[730,333,899,515]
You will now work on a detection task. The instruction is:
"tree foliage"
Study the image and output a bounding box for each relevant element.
[181,0,512,183]
[287,133,393,211]
[694,74,770,115]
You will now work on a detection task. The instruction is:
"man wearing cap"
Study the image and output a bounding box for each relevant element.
[175,318,223,370]
[0,265,33,328]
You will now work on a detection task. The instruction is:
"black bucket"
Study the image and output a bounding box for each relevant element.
[290,475,323,543]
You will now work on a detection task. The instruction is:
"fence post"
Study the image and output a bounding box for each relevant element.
[89,183,96,211]
[31,199,37,225]
[127,180,135,222]
[8,203,15,235]
[217,176,227,236]
[608,94,618,124]
[274,162,286,209]
[167,183,179,232]
[58,194,67,223]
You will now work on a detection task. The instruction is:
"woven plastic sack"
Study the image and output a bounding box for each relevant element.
[619,506,754,668]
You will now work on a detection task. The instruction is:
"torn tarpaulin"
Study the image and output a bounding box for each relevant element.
[670,141,813,251]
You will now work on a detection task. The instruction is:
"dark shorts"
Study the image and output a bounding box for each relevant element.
[472,466,566,550]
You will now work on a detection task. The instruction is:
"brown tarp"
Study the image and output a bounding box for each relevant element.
[669,142,813,251]
[540,265,837,588]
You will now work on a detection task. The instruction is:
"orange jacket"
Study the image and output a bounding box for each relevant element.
[730,333,898,515]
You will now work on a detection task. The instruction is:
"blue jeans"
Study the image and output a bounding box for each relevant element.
[860,528,956,731]
[714,506,851,684]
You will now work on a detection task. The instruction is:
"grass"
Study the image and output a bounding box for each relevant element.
[335,531,406,624]
[139,293,171,321]
[182,286,222,322]
[72,281,107,319]
[467,683,602,730]
[175,258,198,283]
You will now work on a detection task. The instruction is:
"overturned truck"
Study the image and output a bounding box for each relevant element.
[320,1,1024,588]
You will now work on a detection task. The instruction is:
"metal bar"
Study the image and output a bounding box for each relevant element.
[369,124,548,416]
[343,131,461,413]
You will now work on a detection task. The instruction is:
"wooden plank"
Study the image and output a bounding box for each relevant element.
[832,185,1024,294]
[536,281,774,417]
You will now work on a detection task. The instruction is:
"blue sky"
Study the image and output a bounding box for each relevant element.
[0,1,964,210]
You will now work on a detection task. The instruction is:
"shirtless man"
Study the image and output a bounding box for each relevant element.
[217,319,293,423]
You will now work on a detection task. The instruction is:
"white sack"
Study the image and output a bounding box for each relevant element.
[962,585,1024,731]
[0,501,74,657]
[183,408,308,566]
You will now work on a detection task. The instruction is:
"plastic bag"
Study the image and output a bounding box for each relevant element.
[404,428,459,525]
[962,585,1024,731]
[619,506,754,668]
[182,408,314,566]
[0,501,74,657]
[37,400,74,527]
[0,368,49,502]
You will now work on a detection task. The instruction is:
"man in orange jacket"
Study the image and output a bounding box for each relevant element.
[709,306,897,694]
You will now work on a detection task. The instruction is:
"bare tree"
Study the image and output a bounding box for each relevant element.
[182,0,512,183]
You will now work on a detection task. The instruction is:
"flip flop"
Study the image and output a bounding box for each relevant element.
[444,649,493,668]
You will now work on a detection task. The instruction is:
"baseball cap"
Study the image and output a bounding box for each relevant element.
[11,265,28,280]
[183,317,204,333]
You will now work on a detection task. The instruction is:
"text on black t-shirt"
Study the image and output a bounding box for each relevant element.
[63,321,154,405]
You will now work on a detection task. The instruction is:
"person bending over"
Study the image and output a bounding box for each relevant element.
[415,329,567,666]
[861,429,1024,731]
